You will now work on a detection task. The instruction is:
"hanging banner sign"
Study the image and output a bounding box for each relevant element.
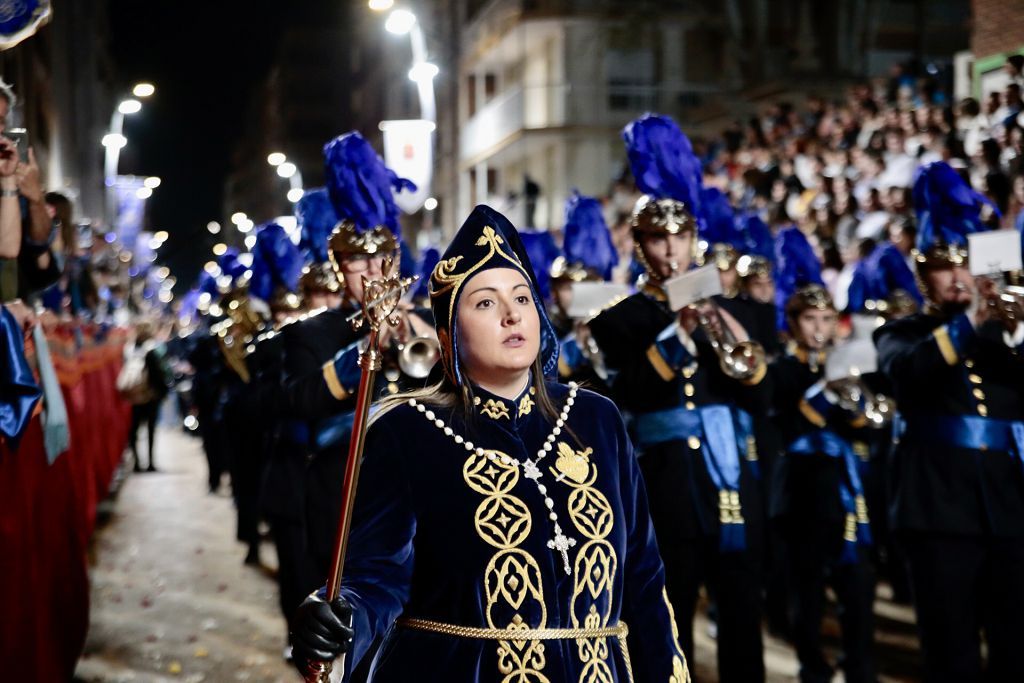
[112,176,148,250]
[0,1,51,51]
[380,119,434,214]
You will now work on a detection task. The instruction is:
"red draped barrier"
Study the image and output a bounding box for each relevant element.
[0,325,131,682]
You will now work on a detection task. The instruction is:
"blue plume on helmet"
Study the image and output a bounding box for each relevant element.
[249,222,303,302]
[913,161,996,253]
[847,243,923,313]
[296,188,338,264]
[323,132,416,239]
[622,113,704,223]
[736,211,775,261]
[198,271,220,297]
[563,190,618,281]
[700,187,742,247]
[409,246,440,300]
[774,227,824,329]
[217,248,249,282]
[519,228,561,300]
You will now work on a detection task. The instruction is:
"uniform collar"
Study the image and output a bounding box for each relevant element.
[472,376,537,425]
[788,341,828,369]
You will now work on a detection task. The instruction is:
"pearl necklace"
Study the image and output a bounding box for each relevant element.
[409,382,580,575]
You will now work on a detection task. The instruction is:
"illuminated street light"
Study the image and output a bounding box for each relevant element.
[136,186,153,199]
[267,152,286,166]
[207,221,221,234]
[153,230,169,242]
[424,197,438,211]
[287,188,304,203]
[144,176,161,189]
[132,83,155,98]
[408,62,439,83]
[276,161,297,179]
[368,0,394,10]
[385,9,416,35]
[237,218,255,234]
[230,211,247,225]
[203,261,219,275]
[101,133,128,149]
[118,99,142,115]
[212,243,227,256]
[244,234,257,250]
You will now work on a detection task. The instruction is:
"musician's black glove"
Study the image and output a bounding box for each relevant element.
[291,592,354,671]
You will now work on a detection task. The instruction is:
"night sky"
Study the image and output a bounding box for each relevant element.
[107,1,303,292]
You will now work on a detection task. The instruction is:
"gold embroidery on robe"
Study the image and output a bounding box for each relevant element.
[463,449,549,681]
[480,399,511,420]
[550,440,618,683]
[518,391,535,418]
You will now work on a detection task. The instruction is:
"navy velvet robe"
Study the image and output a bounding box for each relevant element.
[335,379,689,682]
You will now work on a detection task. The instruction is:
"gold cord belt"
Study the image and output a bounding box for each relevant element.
[397,617,629,641]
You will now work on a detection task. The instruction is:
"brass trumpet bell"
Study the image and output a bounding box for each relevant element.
[398,336,441,379]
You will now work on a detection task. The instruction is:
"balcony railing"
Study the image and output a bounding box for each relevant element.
[460,82,708,161]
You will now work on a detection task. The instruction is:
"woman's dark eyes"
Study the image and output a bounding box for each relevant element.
[515,295,531,305]
[476,299,493,309]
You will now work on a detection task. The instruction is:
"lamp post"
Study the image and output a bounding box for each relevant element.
[103,83,155,227]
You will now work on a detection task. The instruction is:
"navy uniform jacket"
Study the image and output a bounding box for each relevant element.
[277,305,434,571]
[766,351,872,538]
[338,380,689,682]
[588,288,766,544]
[875,312,1024,537]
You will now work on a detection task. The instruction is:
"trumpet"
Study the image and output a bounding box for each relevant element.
[829,373,896,428]
[693,301,767,382]
[984,280,1024,329]
[397,335,441,379]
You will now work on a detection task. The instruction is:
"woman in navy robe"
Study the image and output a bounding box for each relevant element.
[291,204,690,682]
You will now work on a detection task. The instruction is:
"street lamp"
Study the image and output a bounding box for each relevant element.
[207,221,221,235]
[267,152,286,166]
[385,9,416,35]
[118,99,142,115]
[287,188,304,203]
[276,161,297,179]
[144,176,161,189]
[408,62,439,83]
[104,82,156,226]
[368,0,394,10]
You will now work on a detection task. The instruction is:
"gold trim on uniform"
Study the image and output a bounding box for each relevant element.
[321,360,349,400]
[646,345,676,382]
[933,325,958,365]
[798,398,827,428]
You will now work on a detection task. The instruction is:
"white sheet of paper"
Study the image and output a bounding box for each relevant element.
[968,230,1023,276]
[664,264,724,311]
[567,282,631,319]
[825,339,878,382]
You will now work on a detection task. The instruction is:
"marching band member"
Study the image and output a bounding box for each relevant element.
[766,227,876,683]
[588,114,766,682]
[290,203,689,682]
[874,161,1024,682]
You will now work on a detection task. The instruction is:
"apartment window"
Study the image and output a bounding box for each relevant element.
[484,74,498,101]
[467,74,477,117]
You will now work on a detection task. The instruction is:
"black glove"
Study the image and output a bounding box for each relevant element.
[291,592,354,670]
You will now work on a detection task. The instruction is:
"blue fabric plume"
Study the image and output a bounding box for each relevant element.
[563,190,618,281]
[323,132,416,238]
[622,113,705,223]
[296,188,338,264]
[249,223,303,302]
[913,161,996,252]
